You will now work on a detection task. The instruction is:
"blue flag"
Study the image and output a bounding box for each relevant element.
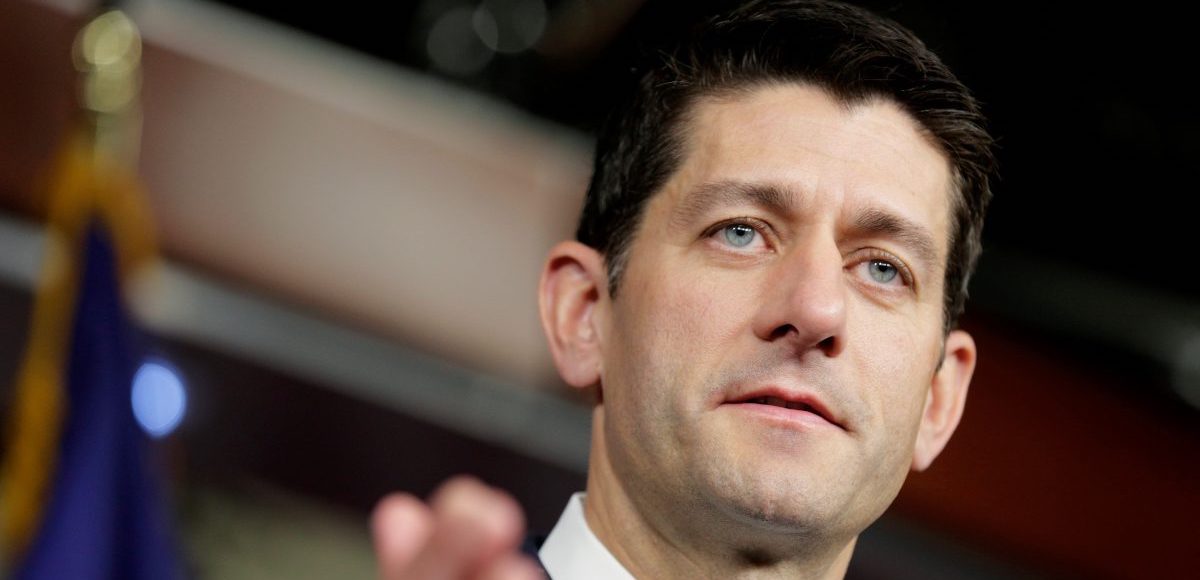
[11,224,184,580]
[3,10,183,578]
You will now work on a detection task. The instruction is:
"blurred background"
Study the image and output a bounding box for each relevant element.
[1,0,1197,578]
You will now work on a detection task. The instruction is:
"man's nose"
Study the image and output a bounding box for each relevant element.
[751,235,847,357]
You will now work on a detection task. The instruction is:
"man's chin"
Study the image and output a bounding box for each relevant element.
[693,485,865,561]
[696,466,849,534]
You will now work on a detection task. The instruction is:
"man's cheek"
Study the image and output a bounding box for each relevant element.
[670,272,748,335]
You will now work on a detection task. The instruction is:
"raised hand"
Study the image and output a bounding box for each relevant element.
[372,476,545,580]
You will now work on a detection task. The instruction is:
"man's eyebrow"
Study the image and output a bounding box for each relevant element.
[850,207,941,268]
[671,180,797,228]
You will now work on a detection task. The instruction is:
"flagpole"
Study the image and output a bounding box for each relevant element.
[74,8,143,172]
[1,5,158,566]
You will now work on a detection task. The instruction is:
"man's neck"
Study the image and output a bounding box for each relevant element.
[582,413,856,579]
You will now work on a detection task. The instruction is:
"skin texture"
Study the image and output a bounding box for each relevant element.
[540,84,976,578]
[372,476,544,580]
[372,83,976,580]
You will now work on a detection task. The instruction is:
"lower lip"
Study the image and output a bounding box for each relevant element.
[724,402,839,431]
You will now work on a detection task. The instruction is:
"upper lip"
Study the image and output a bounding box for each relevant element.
[725,387,846,430]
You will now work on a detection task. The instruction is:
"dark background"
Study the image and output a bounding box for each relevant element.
[209,0,1198,303]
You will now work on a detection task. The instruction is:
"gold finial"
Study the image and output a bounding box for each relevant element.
[72,10,143,166]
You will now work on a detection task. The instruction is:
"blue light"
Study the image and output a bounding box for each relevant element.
[130,360,187,438]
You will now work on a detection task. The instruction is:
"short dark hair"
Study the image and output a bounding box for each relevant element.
[576,0,997,332]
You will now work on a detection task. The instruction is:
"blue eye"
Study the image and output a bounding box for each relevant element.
[867,260,899,284]
[723,224,757,248]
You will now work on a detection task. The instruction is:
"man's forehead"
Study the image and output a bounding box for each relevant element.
[655,84,954,243]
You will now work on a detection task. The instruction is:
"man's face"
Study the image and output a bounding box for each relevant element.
[592,84,955,548]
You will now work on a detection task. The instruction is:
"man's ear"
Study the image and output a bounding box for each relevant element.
[911,329,976,471]
[538,241,607,391]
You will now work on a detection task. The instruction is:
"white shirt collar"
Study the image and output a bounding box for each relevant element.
[539,493,635,580]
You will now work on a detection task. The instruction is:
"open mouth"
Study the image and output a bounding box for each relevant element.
[744,396,820,413]
[730,393,843,430]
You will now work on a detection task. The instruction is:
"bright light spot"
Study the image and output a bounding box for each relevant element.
[131,360,187,438]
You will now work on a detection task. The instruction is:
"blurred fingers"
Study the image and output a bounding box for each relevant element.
[401,476,527,580]
[473,553,546,580]
[372,492,436,579]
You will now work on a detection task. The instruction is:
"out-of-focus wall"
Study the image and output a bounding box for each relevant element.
[1,0,591,389]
